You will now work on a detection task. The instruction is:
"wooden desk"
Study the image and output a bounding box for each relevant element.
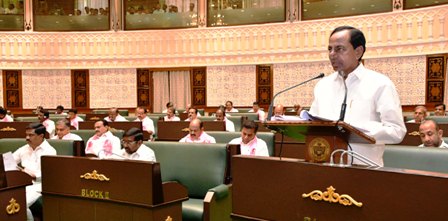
[232,156,448,220]
[157,121,225,141]
[0,171,32,221]
[0,122,33,139]
[42,156,187,221]
[398,123,448,146]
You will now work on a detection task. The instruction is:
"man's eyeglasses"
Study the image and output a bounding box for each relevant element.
[121,140,137,145]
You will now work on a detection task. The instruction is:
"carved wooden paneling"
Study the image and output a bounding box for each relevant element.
[191,67,206,107]
[2,70,22,109]
[71,70,89,109]
[256,65,273,108]
[137,69,152,111]
[426,55,447,104]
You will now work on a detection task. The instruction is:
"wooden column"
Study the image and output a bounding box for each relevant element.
[2,70,22,111]
[256,65,273,110]
[191,67,206,108]
[137,68,153,112]
[71,70,89,111]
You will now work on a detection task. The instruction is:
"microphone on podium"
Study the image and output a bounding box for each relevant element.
[267,73,325,121]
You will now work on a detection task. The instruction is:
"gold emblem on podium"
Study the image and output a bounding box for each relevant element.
[408,131,420,136]
[165,216,173,221]
[80,170,110,181]
[6,198,20,215]
[307,137,331,162]
[302,186,363,207]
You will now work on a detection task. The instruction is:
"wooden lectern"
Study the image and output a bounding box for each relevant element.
[41,156,188,221]
[0,154,32,221]
[265,120,375,163]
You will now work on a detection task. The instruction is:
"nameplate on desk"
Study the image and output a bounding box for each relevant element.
[81,188,110,199]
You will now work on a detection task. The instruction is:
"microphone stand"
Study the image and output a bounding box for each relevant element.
[267,73,325,121]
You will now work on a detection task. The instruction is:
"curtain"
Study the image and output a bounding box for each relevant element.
[153,71,170,113]
[169,70,191,111]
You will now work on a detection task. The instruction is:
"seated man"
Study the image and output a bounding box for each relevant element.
[51,119,82,141]
[179,119,216,143]
[229,120,269,156]
[419,119,448,148]
[38,109,55,137]
[68,108,84,130]
[185,107,199,122]
[120,127,156,161]
[434,103,446,116]
[13,122,57,220]
[225,100,239,113]
[162,101,174,113]
[184,104,202,116]
[248,101,266,121]
[134,106,155,136]
[104,107,128,122]
[408,105,427,123]
[164,106,180,121]
[0,107,13,122]
[215,108,235,132]
[55,105,67,115]
[270,104,286,121]
[85,120,121,157]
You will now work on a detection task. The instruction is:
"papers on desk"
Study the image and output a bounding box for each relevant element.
[2,152,19,171]
[270,115,304,121]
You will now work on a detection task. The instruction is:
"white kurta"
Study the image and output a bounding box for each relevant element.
[309,64,406,166]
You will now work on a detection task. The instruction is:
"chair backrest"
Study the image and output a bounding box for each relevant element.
[426,116,448,124]
[0,138,76,156]
[145,141,227,198]
[384,145,448,173]
[206,131,275,156]
[93,109,129,116]
[14,116,39,122]
[227,113,258,122]
[47,139,77,156]
[226,116,244,132]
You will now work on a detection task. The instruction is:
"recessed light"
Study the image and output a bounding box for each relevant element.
[351,7,356,10]
[370,4,375,7]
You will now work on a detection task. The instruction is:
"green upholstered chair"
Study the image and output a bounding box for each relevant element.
[384,145,448,173]
[206,131,275,156]
[14,116,39,122]
[145,141,231,221]
[198,116,215,122]
[226,116,245,132]
[92,109,129,116]
[426,116,448,124]
[235,108,251,113]
[227,113,258,121]
[124,116,137,121]
[0,138,76,156]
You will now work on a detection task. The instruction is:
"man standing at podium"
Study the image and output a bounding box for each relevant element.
[309,26,406,166]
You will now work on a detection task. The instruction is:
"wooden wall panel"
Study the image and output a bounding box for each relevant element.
[191,67,206,107]
[426,55,446,104]
[2,70,22,110]
[137,69,152,111]
[256,65,273,110]
[71,70,89,110]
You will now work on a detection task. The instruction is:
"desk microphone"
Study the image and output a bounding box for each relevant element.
[267,73,325,121]
[338,71,348,122]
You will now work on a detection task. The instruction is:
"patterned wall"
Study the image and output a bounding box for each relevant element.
[273,62,334,107]
[22,70,71,109]
[365,56,426,105]
[89,69,137,108]
[207,65,256,106]
[0,72,3,107]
